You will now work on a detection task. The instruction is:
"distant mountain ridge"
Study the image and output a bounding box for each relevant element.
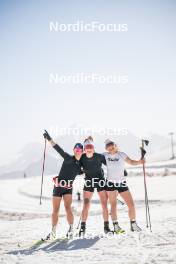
[0,124,175,179]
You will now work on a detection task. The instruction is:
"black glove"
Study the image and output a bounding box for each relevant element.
[140,147,146,159]
[43,130,52,141]
[124,170,128,176]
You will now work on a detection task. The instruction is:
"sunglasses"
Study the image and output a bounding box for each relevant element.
[106,143,115,148]
[85,144,94,150]
[74,148,83,152]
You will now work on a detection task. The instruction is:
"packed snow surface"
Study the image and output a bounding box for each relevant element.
[0,174,176,264]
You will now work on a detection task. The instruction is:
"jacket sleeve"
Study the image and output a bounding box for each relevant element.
[99,154,107,165]
[53,144,70,159]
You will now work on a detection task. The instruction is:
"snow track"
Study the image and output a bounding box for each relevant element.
[0,176,176,263]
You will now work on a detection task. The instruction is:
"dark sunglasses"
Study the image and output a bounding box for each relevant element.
[85,144,94,150]
[106,142,115,148]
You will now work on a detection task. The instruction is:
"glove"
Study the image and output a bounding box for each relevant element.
[140,147,146,159]
[43,130,52,141]
[124,170,128,176]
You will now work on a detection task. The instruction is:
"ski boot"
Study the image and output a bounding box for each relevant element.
[130,221,142,232]
[104,221,113,234]
[44,226,56,241]
[79,222,86,237]
[66,225,74,239]
[113,221,125,234]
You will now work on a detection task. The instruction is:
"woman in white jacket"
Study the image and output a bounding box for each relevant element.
[104,139,145,233]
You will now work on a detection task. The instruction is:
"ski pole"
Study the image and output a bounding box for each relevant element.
[76,215,82,230]
[117,198,125,205]
[143,163,152,231]
[39,138,47,205]
[141,141,149,228]
[141,140,152,231]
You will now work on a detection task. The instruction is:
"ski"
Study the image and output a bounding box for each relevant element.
[17,236,69,249]
[113,229,126,235]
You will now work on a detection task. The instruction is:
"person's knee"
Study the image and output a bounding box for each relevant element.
[101,201,108,211]
[65,204,72,213]
[52,209,59,215]
[111,204,117,212]
[128,201,135,210]
[84,198,90,206]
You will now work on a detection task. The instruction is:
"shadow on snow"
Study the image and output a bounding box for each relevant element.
[7,237,100,255]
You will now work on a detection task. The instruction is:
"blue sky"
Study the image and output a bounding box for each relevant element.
[0,0,176,164]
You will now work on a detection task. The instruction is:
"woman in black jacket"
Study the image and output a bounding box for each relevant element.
[79,136,111,236]
[43,130,83,239]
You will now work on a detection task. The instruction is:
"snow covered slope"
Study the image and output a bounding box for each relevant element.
[0,175,176,263]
